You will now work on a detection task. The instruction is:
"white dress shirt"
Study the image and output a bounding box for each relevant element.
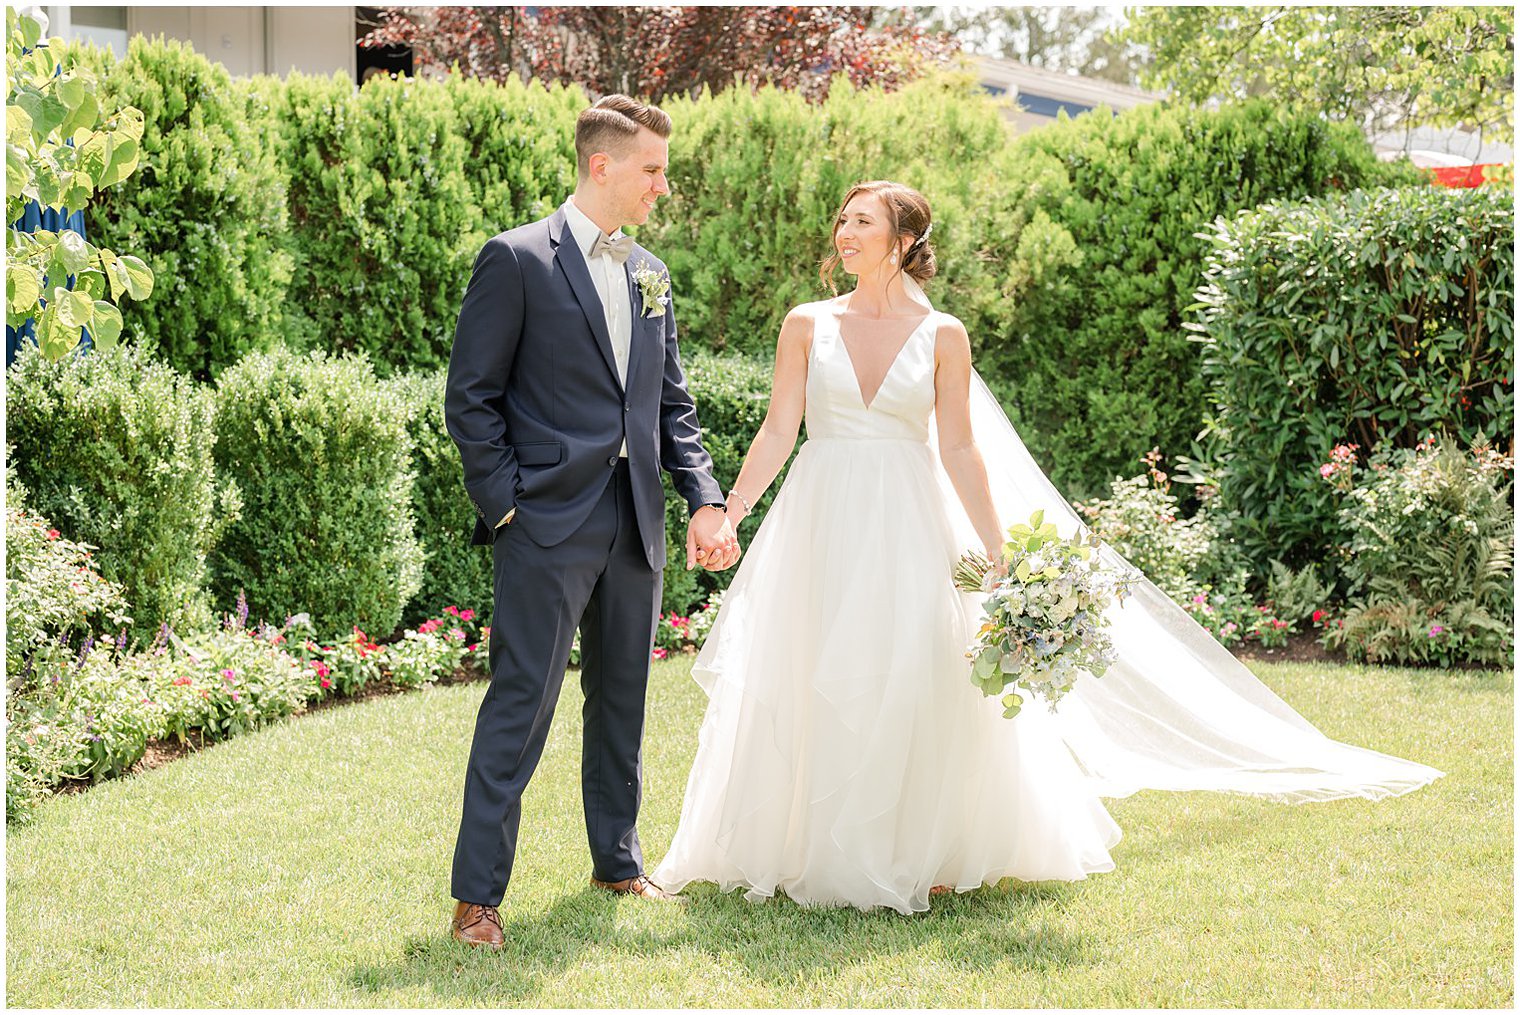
[500,198,632,529]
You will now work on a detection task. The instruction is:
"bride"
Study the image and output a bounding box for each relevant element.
[652,180,1442,915]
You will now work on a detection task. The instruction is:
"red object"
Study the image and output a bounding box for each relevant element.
[1430,164,1500,188]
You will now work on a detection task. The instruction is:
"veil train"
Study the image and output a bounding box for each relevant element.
[908,277,1443,804]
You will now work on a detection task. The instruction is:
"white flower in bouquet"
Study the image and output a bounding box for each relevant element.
[953,509,1137,718]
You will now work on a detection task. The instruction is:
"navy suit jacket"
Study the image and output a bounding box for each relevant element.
[444,206,723,570]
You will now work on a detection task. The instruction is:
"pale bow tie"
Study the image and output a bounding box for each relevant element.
[589,232,634,265]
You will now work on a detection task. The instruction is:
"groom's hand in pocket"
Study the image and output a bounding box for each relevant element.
[687,507,741,572]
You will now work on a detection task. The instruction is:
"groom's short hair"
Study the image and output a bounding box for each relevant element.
[575,94,672,179]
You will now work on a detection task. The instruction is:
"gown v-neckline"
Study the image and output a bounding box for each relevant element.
[832,311,934,411]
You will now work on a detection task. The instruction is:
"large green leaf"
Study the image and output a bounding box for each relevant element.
[116,255,154,301]
[7,265,41,316]
[89,301,123,348]
[98,137,138,189]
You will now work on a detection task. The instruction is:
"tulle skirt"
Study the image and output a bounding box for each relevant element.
[653,437,1122,914]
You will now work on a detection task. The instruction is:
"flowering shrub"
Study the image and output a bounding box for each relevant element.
[1180,588,1249,646]
[1073,450,1219,602]
[6,501,131,675]
[5,597,489,822]
[687,590,724,646]
[386,607,482,689]
[655,612,691,655]
[1322,435,1513,666]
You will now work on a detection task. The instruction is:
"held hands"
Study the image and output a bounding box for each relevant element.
[687,505,741,571]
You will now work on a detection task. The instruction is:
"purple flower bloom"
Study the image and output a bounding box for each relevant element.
[236,590,249,629]
[75,635,95,669]
[221,668,237,682]
[1428,625,1445,637]
[116,628,129,654]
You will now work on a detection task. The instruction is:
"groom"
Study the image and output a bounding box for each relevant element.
[443,94,738,948]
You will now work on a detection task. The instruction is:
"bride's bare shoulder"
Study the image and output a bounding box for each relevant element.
[778,300,836,350]
[932,312,972,361]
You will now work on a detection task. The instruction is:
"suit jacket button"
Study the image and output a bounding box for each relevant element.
[624,402,630,412]
[608,455,618,467]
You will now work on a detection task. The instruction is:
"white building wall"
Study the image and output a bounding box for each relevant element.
[54,5,355,80]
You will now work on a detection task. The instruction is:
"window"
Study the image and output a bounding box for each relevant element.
[68,6,128,57]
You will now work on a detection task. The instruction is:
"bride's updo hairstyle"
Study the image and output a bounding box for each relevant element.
[819,180,936,294]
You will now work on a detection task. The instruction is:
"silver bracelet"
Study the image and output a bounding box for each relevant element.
[727,489,753,514]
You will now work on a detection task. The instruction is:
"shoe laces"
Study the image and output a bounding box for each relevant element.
[462,903,502,930]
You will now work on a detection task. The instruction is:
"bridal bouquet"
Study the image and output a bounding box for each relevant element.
[954,510,1137,718]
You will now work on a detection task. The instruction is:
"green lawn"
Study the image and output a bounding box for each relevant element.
[6,657,1512,1007]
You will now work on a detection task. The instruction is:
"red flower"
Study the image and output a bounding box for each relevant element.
[1312,610,1325,623]
[651,647,668,660]
[173,676,193,686]
[45,529,59,540]
[320,677,332,689]
[459,608,475,622]
[444,606,460,617]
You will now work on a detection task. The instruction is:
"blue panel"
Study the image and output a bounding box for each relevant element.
[1018,92,1097,119]
[7,203,91,367]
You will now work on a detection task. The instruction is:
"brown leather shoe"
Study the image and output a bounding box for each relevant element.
[589,873,687,903]
[451,901,505,949]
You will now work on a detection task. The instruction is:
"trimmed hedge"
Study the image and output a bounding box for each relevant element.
[209,347,423,638]
[388,369,494,626]
[55,41,1429,498]
[6,342,229,630]
[69,37,294,380]
[984,100,1422,499]
[1191,185,1515,574]
[264,71,583,375]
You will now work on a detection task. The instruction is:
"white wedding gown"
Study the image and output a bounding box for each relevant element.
[654,306,1120,914]
[654,296,1442,915]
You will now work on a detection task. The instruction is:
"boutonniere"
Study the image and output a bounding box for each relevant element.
[632,260,672,319]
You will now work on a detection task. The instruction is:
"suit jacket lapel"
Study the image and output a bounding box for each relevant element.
[623,252,650,389]
[549,209,623,393]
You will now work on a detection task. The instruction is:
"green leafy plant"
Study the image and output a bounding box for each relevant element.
[1191,185,1513,575]
[6,8,153,360]
[7,341,234,630]
[209,346,423,639]
[68,36,294,379]
[1323,435,1514,667]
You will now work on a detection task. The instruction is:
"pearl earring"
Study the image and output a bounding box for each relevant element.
[890,252,899,265]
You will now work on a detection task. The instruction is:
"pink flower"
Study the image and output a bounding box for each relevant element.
[1191,594,1208,606]
[466,643,478,653]
[444,606,460,617]
[1319,463,1336,478]
[459,609,475,622]
[45,528,59,540]
[481,626,491,638]
[449,628,465,640]
[230,691,241,701]
[312,661,330,677]
[222,668,236,682]
[1428,625,1445,637]
[320,677,332,689]
[652,647,668,660]
[173,676,193,686]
